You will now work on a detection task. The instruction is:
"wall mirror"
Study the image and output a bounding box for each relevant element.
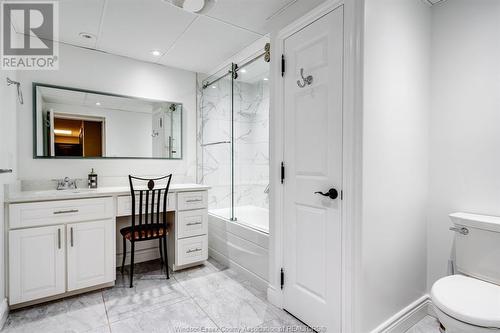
[33,83,182,159]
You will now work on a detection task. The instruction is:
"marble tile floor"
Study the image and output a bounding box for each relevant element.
[2,258,309,333]
[406,316,441,333]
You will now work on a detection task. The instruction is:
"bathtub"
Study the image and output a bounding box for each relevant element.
[208,205,269,289]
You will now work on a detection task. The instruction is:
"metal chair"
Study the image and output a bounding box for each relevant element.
[120,174,172,288]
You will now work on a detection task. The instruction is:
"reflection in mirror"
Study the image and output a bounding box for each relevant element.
[34,84,182,159]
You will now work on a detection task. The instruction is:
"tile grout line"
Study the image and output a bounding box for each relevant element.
[173,272,224,331]
[101,290,113,333]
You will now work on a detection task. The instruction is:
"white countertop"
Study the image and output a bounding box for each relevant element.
[6,184,210,204]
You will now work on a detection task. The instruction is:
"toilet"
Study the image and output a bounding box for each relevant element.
[431,212,500,333]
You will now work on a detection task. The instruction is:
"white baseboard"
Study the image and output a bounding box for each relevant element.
[0,298,9,329]
[208,247,269,292]
[371,295,431,333]
[116,247,160,267]
[426,301,437,318]
[266,285,282,308]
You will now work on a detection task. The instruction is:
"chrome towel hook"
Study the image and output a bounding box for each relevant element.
[297,68,313,88]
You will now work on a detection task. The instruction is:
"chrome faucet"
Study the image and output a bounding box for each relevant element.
[56,177,78,190]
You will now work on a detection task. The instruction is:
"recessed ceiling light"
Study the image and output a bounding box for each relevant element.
[151,50,162,57]
[263,77,269,81]
[240,69,247,73]
[79,32,95,40]
[95,102,101,106]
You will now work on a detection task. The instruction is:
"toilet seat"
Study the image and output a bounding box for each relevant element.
[431,275,500,329]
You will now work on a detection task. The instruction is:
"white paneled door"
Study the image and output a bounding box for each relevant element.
[282,6,344,332]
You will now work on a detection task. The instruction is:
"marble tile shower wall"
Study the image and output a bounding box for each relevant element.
[198,78,269,212]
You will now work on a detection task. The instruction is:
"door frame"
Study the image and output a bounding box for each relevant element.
[268,0,364,332]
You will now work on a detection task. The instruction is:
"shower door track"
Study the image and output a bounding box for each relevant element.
[202,51,268,89]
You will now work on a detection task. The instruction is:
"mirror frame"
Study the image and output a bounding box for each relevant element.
[32,82,183,160]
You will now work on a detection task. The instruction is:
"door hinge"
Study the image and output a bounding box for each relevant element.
[281,54,285,77]
[280,268,284,289]
[281,162,285,184]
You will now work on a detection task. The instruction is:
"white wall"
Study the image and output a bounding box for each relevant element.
[16,43,197,183]
[427,0,500,289]
[360,0,431,331]
[0,68,18,316]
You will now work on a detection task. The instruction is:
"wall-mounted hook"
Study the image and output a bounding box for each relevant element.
[297,68,313,88]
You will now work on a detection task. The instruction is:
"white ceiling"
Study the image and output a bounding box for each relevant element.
[11,0,310,73]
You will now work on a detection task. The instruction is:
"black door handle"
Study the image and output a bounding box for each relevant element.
[315,188,338,200]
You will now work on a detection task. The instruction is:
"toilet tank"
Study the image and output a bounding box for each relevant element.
[450,212,500,286]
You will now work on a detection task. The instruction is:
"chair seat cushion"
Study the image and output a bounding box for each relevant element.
[120,224,168,241]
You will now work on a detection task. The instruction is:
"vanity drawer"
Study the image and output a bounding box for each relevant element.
[177,209,208,239]
[116,193,176,217]
[177,191,208,211]
[176,235,208,266]
[9,197,114,229]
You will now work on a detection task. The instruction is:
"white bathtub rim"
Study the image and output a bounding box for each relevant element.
[209,213,269,249]
[209,205,269,234]
[211,211,269,234]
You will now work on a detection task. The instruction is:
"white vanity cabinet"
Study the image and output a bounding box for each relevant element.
[66,219,115,291]
[9,224,66,305]
[8,197,115,306]
[5,184,210,308]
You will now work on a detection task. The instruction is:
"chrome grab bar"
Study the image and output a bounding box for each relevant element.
[201,141,231,147]
[450,226,469,235]
[0,169,12,174]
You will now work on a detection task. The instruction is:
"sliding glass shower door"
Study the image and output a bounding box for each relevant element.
[200,65,233,221]
[200,52,270,232]
[233,59,270,232]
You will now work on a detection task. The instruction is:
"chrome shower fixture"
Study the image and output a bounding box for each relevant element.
[6,77,23,105]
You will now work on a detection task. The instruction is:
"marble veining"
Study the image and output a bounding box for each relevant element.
[3,258,308,333]
[198,73,269,213]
